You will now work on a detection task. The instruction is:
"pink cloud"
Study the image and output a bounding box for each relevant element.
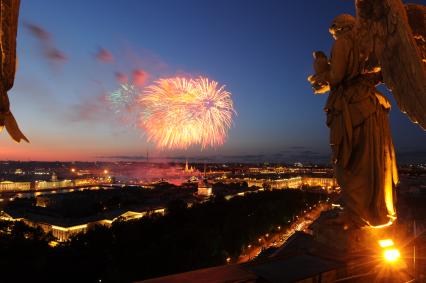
[46,48,67,62]
[115,72,128,84]
[132,69,149,87]
[24,22,50,40]
[96,48,114,63]
[24,21,68,64]
[69,92,108,122]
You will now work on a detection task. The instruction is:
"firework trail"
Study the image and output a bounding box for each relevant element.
[139,76,235,150]
[107,83,139,114]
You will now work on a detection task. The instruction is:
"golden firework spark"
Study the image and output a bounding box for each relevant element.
[139,76,235,149]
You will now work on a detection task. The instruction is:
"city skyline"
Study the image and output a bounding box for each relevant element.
[1,0,425,161]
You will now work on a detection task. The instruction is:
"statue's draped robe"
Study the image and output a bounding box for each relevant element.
[325,32,398,227]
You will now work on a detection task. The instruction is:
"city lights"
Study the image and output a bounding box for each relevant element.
[1,0,425,281]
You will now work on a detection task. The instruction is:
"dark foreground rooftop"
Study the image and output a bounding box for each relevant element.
[140,232,345,283]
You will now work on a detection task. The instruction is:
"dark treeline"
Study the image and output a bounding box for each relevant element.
[0,190,324,283]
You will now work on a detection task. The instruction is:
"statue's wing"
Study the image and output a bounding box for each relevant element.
[1,0,20,91]
[356,0,426,130]
[0,0,28,143]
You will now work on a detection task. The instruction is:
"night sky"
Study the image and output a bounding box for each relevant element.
[1,0,425,162]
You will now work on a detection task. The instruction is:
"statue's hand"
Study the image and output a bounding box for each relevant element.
[308,74,330,94]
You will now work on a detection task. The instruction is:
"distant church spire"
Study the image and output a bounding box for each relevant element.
[51,172,58,181]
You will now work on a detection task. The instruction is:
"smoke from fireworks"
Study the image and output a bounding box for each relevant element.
[107,83,139,114]
[139,76,235,150]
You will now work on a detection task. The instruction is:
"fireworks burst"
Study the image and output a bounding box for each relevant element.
[139,76,235,150]
[107,83,139,114]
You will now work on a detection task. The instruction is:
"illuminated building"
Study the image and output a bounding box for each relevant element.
[244,176,337,190]
[1,207,166,242]
[33,177,111,191]
[0,181,31,192]
[248,167,289,174]
[74,178,103,187]
[269,177,303,189]
[197,180,212,197]
[50,224,88,242]
[246,179,265,188]
[0,178,111,193]
[302,177,337,188]
[35,180,74,190]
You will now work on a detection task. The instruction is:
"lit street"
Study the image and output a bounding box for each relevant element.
[237,201,331,263]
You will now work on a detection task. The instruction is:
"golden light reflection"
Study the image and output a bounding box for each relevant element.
[383,248,400,263]
[369,220,393,229]
[384,150,397,221]
[378,238,401,265]
[48,241,59,248]
[378,239,394,248]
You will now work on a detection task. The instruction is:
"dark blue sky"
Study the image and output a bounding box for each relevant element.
[1,0,425,162]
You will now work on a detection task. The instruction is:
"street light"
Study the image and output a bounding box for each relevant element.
[379,239,394,248]
[384,249,401,263]
[378,239,401,264]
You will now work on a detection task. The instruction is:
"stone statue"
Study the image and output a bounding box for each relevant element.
[0,0,28,143]
[308,0,426,228]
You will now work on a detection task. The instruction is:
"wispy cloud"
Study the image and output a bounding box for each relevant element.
[115,72,128,84]
[95,47,114,63]
[24,22,68,65]
[132,69,149,87]
[68,92,108,122]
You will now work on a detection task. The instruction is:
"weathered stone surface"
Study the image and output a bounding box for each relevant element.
[310,210,397,258]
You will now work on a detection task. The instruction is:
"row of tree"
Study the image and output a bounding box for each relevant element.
[0,189,324,283]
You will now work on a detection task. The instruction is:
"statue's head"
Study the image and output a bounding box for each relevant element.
[329,14,356,39]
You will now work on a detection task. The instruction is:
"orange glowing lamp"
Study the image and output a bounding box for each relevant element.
[378,239,401,264]
[378,239,394,248]
[383,248,400,263]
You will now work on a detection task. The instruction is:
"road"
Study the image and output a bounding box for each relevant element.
[237,201,331,263]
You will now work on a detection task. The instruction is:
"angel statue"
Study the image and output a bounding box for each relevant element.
[0,0,28,143]
[308,0,425,228]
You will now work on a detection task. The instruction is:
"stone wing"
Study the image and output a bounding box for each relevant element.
[356,0,426,130]
[1,0,20,91]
